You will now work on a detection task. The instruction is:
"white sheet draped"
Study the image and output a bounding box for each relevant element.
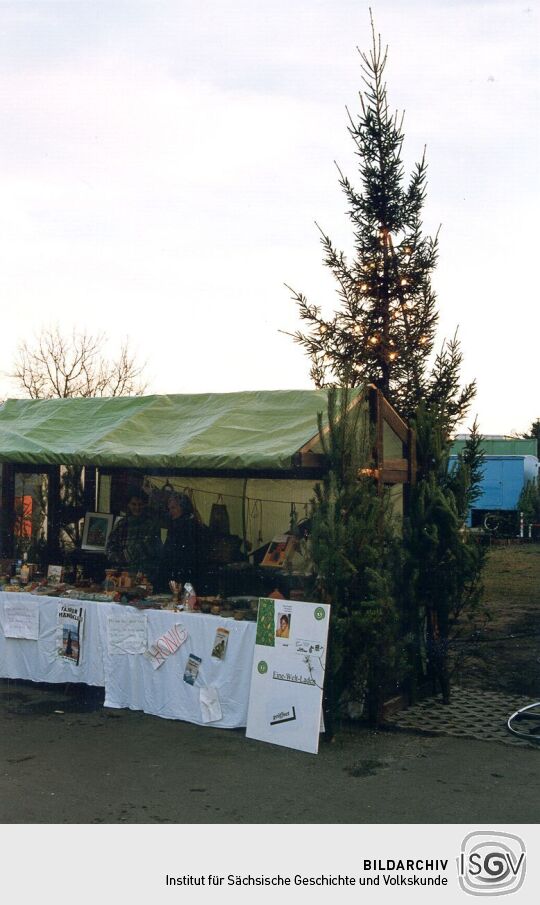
[0,592,255,728]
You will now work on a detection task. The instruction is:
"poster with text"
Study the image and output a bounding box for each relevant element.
[3,600,40,640]
[246,598,330,754]
[56,603,85,665]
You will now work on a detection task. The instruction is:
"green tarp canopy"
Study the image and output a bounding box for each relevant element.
[451,438,537,457]
[0,390,360,472]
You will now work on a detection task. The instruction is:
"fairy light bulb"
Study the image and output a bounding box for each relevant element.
[400,278,408,287]
[389,351,398,361]
[319,324,327,335]
[360,283,368,292]
[369,335,378,345]
[419,335,428,345]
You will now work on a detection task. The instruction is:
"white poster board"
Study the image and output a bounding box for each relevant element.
[3,600,40,640]
[245,598,330,754]
[107,612,147,656]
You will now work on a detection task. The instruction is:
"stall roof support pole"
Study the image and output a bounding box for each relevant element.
[46,466,61,561]
[0,463,15,558]
[83,466,97,513]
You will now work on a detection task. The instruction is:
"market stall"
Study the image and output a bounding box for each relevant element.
[0,386,415,727]
[0,386,414,565]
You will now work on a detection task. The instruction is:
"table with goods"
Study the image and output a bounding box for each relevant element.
[0,572,259,728]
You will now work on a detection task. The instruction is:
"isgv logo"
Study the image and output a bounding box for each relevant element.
[458,831,526,896]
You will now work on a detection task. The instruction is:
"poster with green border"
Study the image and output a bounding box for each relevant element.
[246,598,330,754]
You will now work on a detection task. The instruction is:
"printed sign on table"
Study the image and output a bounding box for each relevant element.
[3,600,40,640]
[107,612,147,655]
[211,626,229,661]
[57,603,85,665]
[246,598,330,754]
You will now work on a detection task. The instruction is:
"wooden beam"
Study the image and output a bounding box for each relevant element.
[294,451,326,469]
[368,386,384,490]
[382,468,408,484]
[407,426,417,486]
[46,466,61,560]
[0,464,15,557]
[381,458,408,483]
[83,465,97,512]
[379,394,409,443]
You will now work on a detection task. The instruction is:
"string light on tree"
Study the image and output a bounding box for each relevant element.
[290,15,445,418]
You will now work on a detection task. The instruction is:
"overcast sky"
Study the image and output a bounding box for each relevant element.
[0,0,537,434]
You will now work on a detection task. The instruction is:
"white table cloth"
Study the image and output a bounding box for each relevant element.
[0,592,256,728]
[0,592,105,686]
[96,608,256,728]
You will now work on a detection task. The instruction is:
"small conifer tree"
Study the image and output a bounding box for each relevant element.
[307,386,401,726]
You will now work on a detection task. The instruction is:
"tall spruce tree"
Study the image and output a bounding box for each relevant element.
[289,16,474,425]
[290,16,484,707]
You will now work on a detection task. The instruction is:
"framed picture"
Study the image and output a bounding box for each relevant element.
[261,534,297,568]
[81,512,114,553]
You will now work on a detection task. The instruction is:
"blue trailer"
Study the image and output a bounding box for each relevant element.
[448,453,539,529]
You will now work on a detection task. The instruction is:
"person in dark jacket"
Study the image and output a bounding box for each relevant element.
[106,489,162,583]
[160,493,203,589]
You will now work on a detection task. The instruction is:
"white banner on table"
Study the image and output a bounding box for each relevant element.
[107,612,147,655]
[57,603,85,665]
[3,601,40,640]
[245,598,330,754]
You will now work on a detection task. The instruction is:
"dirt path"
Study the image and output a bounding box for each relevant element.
[0,679,538,824]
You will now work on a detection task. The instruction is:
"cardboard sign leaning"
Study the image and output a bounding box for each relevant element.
[245,598,330,754]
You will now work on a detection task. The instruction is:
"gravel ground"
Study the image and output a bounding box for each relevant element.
[0,679,538,824]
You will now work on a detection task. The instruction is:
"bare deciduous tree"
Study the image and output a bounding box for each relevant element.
[12,325,146,399]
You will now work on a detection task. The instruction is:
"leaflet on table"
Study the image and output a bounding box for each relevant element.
[211,626,229,660]
[183,653,202,685]
[144,623,188,669]
[57,603,85,665]
[107,612,147,655]
[246,598,330,754]
[3,600,40,640]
